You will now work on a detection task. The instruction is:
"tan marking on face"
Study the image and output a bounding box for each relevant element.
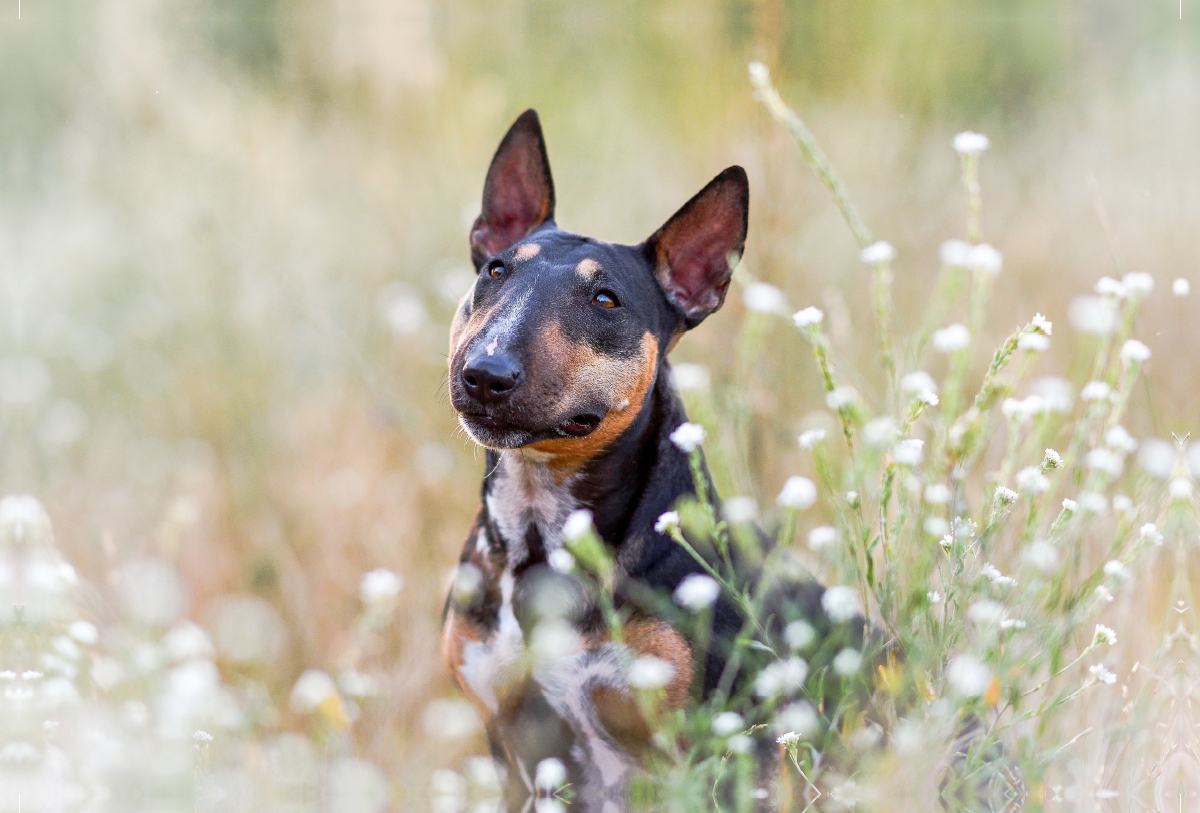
[529,329,659,476]
[575,258,601,278]
[515,242,541,261]
[442,608,495,723]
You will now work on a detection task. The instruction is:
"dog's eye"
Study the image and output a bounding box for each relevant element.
[486,261,505,279]
[593,291,619,308]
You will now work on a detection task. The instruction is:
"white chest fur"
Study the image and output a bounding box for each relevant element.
[485,451,578,570]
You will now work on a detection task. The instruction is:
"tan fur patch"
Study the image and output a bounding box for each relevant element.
[575,258,601,278]
[623,617,693,709]
[530,329,659,476]
[442,608,494,723]
[515,243,541,261]
[588,617,692,753]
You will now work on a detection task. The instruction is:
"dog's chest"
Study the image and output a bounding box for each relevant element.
[485,452,578,569]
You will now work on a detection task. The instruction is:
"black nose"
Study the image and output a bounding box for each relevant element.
[462,352,521,404]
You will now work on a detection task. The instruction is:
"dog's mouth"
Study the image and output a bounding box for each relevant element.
[458,410,603,445]
[554,414,602,438]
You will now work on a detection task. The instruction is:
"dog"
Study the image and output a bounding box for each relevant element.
[441,110,854,812]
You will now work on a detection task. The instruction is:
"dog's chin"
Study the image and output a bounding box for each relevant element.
[457,414,537,450]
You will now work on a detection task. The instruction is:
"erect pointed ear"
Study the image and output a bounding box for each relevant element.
[644,166,749,328]
[469,109,556,268]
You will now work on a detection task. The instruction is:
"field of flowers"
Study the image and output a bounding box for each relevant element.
[3,1,1198,811]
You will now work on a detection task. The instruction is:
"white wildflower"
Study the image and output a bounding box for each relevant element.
[723,496,758,523]
[1103,560,1129,579]
[1089,664,1117,685]
[671,363,711,392]
[755,657,809,698]
[774,701,819,737]
[833,648,863,676]
[947,654,991,696]
[561,509,594,543]
[860,241,896,264]
[1139,523,1164,545]
[953,131,990,154]
[798,428,826,450]
[939,239,972,267]
[68,621,98,646]
[846,490,859,504]
[359,568,403,605]
[1043,448,1063,469]
[548,549,575,574]
[932,323,971,353]
[1084,448,1124,477]
[1112,494,1134,515]
[1120,339,1151,363]
[924,484,951,504]
[712,712,745,736]
[777,731,800,746]
[654,510,680,535]
[1032,376,1074,413]
[748,61,771,87]
[670,422,707,452]
[727,734,754,754]
[1079,492,1108,513]
[825,387,858,409]
[628,656,674,690]
[927,591,943,604]
[674,574,721,611]
[981,564,1017,587]
[793,306,824,328]
[968,600,1005,623]
[1068,295,1119,334]
[1080,381,1112,401]
[993,486,1018,506]
[939,534,954,552]
[1061,498,1077,512]
[924,516,949,536]
[807,526,839,551]
[1000,618,1027,630]
[777,476,817,510]
[1122,272,1153,297]
[290,670,338,713]
[1139,438,1177,478]
[1015,466,1050,494]
[1095,276,1127,298]
[1024,541,1060,572]
[1094,585,1114,603]
[1018,333,1049,352]
[1092,625,1117,646]
[893,439,924,467]
[863,416,898,446]
[784,620,815,650]
[1029,312,1052,334]
[193,730,213,745]
[1105,426,1138,453]
[743,282,788,314]
[967,243,1003,275]
[916,389,939,406]
[535,758,568,792]
[1173,278,1190,297]
[821,586,861,622]
[900,370,938,395]
[1170,478,1192,500]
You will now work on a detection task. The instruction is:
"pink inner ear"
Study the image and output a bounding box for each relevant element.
[472,114,555,263]
[655,191,746,319]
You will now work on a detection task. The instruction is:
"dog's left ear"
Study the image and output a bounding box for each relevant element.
[644,166,749,329]
[470,109,556,268]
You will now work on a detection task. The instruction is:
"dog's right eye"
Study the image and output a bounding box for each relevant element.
[486,261,505,279]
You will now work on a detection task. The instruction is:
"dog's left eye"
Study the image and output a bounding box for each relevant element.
[593,291,619,308]
[486,261,505,279]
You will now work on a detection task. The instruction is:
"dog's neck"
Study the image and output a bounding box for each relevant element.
[483,367,674,571]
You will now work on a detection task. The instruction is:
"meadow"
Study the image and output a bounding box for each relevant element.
[1,1,1198,810]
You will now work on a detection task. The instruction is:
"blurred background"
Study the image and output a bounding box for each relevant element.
[2,0,1198,807]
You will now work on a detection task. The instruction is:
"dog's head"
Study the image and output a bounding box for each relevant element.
[448,110,748,465]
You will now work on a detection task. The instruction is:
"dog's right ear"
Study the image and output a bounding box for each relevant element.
[470,109,556,269]
[644,166,749,330]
